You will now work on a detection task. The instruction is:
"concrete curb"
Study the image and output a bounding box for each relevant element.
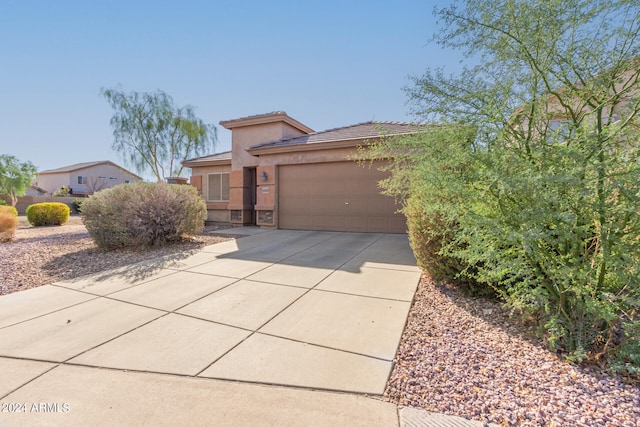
[398,406,502,427]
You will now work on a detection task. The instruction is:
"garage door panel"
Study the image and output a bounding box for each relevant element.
[279,162,405,233]
[310,197,345,216]
[313,216,347,231]
[282,215,313,230]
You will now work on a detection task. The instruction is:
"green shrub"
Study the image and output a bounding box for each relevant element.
[25,202,70,226]
[52,187,71,197]
[0,199,6,205]
[70,198,84,214]
[363,119,640,372]
[0,205,18,216]
[0,212,17,242]
[81,182,207,249]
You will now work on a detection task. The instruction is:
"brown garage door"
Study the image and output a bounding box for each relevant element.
[278,161,406,233]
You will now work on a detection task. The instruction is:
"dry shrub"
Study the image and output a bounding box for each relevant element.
[0,212,17,242]
[81,182,207,250]
[0,206,18,216]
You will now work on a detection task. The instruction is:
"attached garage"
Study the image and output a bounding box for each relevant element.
[186,112,423,233]
[278,161,406,233]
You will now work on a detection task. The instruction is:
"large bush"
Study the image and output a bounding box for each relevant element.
[0,212,17,242]
[368,0,640,373]
[0,205,18,216]
[363,126,483,292]
[81,182,207,249]
[26,202,70,226]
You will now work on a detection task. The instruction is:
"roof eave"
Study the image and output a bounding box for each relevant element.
[182,158,232,167]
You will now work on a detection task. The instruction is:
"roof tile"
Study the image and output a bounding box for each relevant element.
[249,121,425,150]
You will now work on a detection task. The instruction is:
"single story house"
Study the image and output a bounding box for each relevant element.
[183,111,423,234]
[36,161,142,196]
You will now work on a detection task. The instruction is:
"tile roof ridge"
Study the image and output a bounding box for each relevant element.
[277,121,374,142]
[275,120,425,142]
[370,120,426,125]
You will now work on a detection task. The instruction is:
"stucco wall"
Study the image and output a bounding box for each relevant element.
[69,164,141,194]
[189,163,232,222]
[36,173,70,195]
[230,122,307,171]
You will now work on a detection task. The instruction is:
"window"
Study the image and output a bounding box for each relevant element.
[208,173,229,201]
[77,176,87,184]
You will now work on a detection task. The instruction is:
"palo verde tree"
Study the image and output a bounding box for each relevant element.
[367,0,640,372]
[102,88,216,182]
[0,155,37,206]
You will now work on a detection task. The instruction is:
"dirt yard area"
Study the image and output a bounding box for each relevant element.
[0,216,235,296]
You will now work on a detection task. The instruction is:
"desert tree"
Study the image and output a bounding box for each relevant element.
[102,88,216,182]
[0,155,37,206]
[366,0,640,370]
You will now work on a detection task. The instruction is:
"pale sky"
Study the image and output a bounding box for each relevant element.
[0,0,458,180]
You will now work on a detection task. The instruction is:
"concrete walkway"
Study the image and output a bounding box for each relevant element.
[0,230,492,426]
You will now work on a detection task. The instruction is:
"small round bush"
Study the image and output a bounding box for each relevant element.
[81,182,207,250]
[0,212,17,242]
[0,205,18,216]
[25,202,70,226]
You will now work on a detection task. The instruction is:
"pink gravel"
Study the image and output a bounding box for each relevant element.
[384,275,640,427]
[0,218,234,296]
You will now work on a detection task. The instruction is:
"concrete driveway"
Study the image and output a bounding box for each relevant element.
[0,229,470,426]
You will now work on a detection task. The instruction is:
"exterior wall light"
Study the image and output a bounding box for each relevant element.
[261,171,268,181]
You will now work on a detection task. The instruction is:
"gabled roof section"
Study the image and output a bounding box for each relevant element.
[38,160,142,179]
[182,151,232,167]
[219,111,314,134]
[248,121,425,153]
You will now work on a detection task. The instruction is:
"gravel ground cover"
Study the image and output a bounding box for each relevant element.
[384,275,640,427]
[0,216,235,296]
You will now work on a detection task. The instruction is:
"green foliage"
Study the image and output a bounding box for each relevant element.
[25,202,70,226]
[70,198,83,214]
[102,88,217,183]
[373,0,640,372]
[0,212,17,242]
[52,187,71,197]
[361,125,485,293]
[81,182,207,250]
[0,155,37,206]
[0,205,18,216]
[0,199,6,205]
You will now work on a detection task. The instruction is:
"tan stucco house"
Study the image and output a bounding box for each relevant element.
[36,160,142,196]
[183,112,423,233]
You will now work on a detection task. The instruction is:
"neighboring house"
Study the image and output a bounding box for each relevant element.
[511,61,640,142]
[183,111,423,233]
[36,161,142,196]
